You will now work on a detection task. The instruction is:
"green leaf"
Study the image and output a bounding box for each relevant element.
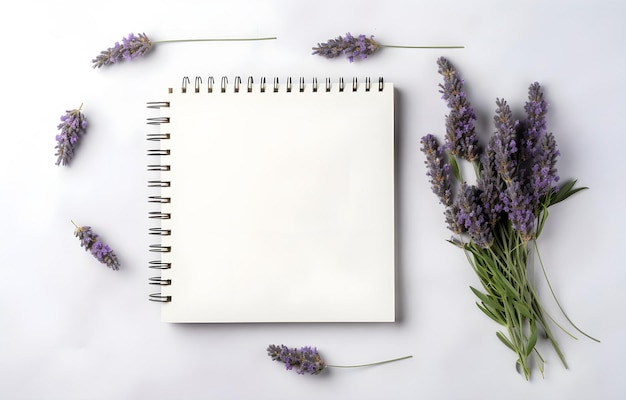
[513,299,534,320]
[526,319,538,357]
[476,302,505,325]
[496,331,516,352]
[490,269,521,301]
[449,154,462,182]
[470,286,504,313]
[548,179,588,207]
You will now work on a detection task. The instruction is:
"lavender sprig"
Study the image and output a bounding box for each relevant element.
[437,57,480,162]
[492,98,520,185]
[522,82,560,202]
[477,139,504,229]
[92,33,277,68]
[55,105,87,166]
[313,33,463,62]
[72,221,120,270]
[267,345,412,376]
[420,134,453,207]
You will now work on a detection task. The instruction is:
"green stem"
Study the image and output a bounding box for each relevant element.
[472,160,482,181]
[378,44,464,49]
[533,240,600,343]
[327,355,413,369]
[458,221,585,378]
[152,37,277,44]
[525,246,578,341]
[503,297,531,380]
[480,226,554,378]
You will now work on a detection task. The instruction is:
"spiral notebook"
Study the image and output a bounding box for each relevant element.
[147,76,395,323]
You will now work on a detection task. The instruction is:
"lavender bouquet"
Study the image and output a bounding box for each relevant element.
[421,57,597,379]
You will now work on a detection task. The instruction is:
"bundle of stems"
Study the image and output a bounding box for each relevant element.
[458,179,593,379]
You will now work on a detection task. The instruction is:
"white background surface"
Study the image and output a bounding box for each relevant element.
[1,0,624,399]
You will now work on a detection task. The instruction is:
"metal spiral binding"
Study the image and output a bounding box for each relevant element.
[147,117,170,125]
[147,180,171,187]
[148,196,171,203]
[149,277,172,285]
[147,101,170,109]
[149,260,171,270]
[147,165,170,172]
[260,77,267,93]
[181,76,190,93]
[147,101,172,303]
[149,244,171,253]
[149,293,171,302]
[146,75,386,304]
[149,227,171,235]
[148,211,170,220]
[163,76,382,94]
[147,133,170,141]
[147,149,170,156]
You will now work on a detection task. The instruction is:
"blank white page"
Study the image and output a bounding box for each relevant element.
[151,77,395,323]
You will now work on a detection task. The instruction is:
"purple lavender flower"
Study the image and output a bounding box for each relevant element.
[501,182,537,241]
[445,205,465,235]
[420,134,453,207]
[534,131,560,196]
[478,138,504,228]
[267,345,326,375]
[92,33,153,68]
[492,98,520,184]
[522,82,560,201]
[521,82,547,158]
[72,222,120,270]
[437,57,480,162]
[312,33,379,62]
[456,184,494,247]
[491,98,540,240]
[55,106,87,166]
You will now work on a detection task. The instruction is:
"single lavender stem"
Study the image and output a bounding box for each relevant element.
[93,33,276,68]
[327,355,413,368]
[313,33,463,62]
[152,37,277,44]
